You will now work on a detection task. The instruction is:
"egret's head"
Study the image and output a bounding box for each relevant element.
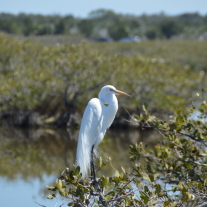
[99,85,131,97]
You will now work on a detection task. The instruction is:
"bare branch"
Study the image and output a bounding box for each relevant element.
[34,201,46,207]
[179,131,207,147]
[107,191,133,205]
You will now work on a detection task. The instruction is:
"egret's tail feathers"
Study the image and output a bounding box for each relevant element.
[76,136,91,179]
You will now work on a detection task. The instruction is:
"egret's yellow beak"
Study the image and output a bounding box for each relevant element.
[113,89,131,97]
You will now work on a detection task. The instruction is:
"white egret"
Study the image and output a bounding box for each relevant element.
[76,85,130,180]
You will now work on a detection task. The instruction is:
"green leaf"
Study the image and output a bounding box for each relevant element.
[142,174,150,182]
[143,102,148,111]
[114,170,120,177]
[149,174,154,182]
[56,178,63,189]
[106,191,115,197]
[46,185,56,191]
[99,157,103,168]
[178,182,183,190]
[144,185,149,193]
[85,199,90,205]
[47,194,55,199]
[140,191,149,205]
[176,115,184,123]
[59,187,69,197]
[105,182,115,191]
[75,187,84,197]
[197,183,203,190]
[69,171,74,180]
[73,204,82,207]
[99,157,106,168]
[74,166,80,175]
[164,200,171,206]
[121,167,126,174]
[155,184,161,194]
[100,176,109,188]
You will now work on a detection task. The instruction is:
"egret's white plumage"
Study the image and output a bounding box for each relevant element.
[76,85,130,178]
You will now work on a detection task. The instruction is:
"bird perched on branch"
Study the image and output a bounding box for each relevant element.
[76,85,130,180]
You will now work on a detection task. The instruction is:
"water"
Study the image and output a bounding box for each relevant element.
[1,174,56,207]
[189,110,207,122]
[0,127,161,207]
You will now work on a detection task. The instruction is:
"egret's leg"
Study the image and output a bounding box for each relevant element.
[90,145,96,181]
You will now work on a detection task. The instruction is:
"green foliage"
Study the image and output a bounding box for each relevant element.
[36,24,54,35]
[55,19,67,35]
[130,101,207,206]
[78,19,94,38]
[0,19,17,34]
[0,33,206,115]
[108,23,129,41]
[145,27,160,40]
[0,11,207,39]
[159,20,180,38]
[22,17,35,36]
[47,166,138,206]
[46,101,207,206]
[93,39,207,72]
[0,33,116,111]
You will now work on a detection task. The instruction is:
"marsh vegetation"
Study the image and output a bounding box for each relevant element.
[0,30,207,206]
[0,33,206,127]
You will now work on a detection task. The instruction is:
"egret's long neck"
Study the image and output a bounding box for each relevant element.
[96,93,118,146]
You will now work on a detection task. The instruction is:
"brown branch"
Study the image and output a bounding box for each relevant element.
[176,158,207,168]
[179,131,207,146]
[107,191,133,205]
[114,178,134,200]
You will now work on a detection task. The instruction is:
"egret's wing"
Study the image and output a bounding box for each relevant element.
[76,98,105,178]
[80,98,104,145]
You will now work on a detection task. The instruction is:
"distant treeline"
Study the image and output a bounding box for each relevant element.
[0,9,207,40]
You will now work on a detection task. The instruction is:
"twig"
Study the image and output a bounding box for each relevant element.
[99,192,108,207]
[177,158,207,168]
[107,191,133,205]
[116,177,134,198]
[34,201,46,207]
[59,203,66,207]
[179,131,207,147]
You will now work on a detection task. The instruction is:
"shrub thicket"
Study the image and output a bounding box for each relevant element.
[46,101,207,206]
[0,33,206,115]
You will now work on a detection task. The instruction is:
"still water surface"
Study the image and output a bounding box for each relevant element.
[0,127,161,207]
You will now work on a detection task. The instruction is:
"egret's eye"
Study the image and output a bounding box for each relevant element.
[110,88,114,91]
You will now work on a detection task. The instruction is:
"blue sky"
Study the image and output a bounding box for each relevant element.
[0,0,207,17]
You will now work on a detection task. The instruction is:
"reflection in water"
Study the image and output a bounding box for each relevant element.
[0,127,162,206]
[0,127,161,179]
[0,127,78,180]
